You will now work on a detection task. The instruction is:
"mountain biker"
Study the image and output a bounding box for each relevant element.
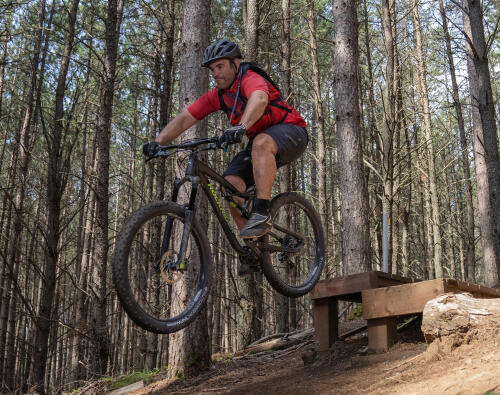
[143,39,308,243]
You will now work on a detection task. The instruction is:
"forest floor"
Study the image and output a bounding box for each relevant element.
[108,319,500,395]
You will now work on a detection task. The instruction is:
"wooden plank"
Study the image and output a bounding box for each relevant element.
[362,279,447,319]
[363,278,500,320]
[313,298,338,351]
[311,271,415,300]
[443,278,500,298]
[367,317,397,353]
[311,272,376,300]
[371,270,416,284]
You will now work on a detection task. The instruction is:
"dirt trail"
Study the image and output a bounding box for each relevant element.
[130,321,500,395]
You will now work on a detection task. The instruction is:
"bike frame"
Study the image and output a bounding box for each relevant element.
[157,142,304,269]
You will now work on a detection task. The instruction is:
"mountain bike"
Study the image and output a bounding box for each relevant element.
[112,135,325,334]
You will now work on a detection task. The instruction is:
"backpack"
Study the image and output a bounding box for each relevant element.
[218,62,292,124]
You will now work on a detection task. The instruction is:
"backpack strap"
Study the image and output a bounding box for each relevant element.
[218,89,230,114]
[218,62,293,124]
[218,88,248,120]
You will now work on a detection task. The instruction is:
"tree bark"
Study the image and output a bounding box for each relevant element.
[167,0,211,378]
[70,22,96,386]
[245,0,259,61]
[380,0,395,273]
[2,1,47,391]
[91,0,125,376]
[332,0,371,274]
[236,0,263,348]
[411,0,443,278]
[275,0,291,335]
[439,0,475,282]
[421,293,500,343]
[462,0,500,287]
[307,0,327,256]
[33,1,79,391]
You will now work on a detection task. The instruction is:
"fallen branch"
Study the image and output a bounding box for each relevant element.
[235,328,314,357]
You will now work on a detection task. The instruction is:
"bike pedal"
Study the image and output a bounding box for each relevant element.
[238,263,261,276]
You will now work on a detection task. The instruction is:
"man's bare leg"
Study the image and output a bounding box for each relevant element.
[251,133,278,199]
[224,175,247,231]
[237,134,279,239]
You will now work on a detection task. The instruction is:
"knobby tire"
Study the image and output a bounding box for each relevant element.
[112,201,211,334]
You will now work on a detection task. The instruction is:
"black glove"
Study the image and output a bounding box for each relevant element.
[220,124,246,146]
[142,141,161,157]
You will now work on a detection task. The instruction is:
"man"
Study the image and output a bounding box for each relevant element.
[143,39,308,241]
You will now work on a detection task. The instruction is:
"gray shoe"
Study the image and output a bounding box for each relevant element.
[240,212,272,239]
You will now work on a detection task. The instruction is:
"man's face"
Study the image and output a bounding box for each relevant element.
[209,59,238,90]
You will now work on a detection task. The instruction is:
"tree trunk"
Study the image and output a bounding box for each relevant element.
[167,0,211,378]
[421,293,500,343]
[462,0,500,287]
[3,1,47,391]
[71,26,95,385]
[33,1,79,391]
[245,0,258,61]
[332,0,371,274]
[0,32,8,123]
[411,0,443,278]
[307,0,327,256]
[439,0,475,282]
[236,0,263,347]
[275,0,291,335]
[380,0,395,273]
[91,0,125,376]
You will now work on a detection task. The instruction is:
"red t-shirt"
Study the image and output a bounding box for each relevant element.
[188,70,306,137]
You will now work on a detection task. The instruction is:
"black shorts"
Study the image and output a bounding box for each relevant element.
[222,123,308,188]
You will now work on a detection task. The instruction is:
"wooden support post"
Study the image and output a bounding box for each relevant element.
[313,298,338,351]
[367,317,397,353]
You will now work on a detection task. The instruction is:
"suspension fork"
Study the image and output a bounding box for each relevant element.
[159,154,200,270]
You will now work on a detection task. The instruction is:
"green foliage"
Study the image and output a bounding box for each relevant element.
[214,352,233,363]
[106,368,162,390]
[348,303,364,321]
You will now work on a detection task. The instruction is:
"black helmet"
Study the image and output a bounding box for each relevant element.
[202,39,241,67]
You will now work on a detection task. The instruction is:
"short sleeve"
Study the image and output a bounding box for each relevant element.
[187,89,220,120]
[240,71,271,98]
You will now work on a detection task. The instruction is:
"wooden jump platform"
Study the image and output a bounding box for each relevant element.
[311,271,417,352]
[311,272,500,353]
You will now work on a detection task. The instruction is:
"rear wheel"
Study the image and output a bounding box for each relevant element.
[261,192,325,297]
[112,201,211,333]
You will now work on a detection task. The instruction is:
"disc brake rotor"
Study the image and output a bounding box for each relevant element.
[159,250,183,284]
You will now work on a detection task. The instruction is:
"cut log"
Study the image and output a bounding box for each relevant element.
[421,292,500,343]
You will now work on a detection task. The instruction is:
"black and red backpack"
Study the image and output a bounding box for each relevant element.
[218,62,292,124]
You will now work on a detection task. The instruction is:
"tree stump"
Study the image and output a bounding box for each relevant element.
[421,292,500,343]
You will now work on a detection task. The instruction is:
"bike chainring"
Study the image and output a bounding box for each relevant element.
[278,235,302,262]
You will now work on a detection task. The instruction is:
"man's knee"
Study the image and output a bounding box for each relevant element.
[252,133,278,155]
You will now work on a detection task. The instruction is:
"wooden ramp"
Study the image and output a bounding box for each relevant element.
[311,272,500,353]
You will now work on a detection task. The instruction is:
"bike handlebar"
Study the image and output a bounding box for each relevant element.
[146,134,238,161]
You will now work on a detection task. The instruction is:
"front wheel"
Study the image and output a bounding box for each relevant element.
[112,201,211,334]
[261,192,325,297]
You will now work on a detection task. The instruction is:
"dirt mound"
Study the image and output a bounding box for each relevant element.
[128,317,499,395]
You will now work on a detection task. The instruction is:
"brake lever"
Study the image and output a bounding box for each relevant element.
[145,149,172,162]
